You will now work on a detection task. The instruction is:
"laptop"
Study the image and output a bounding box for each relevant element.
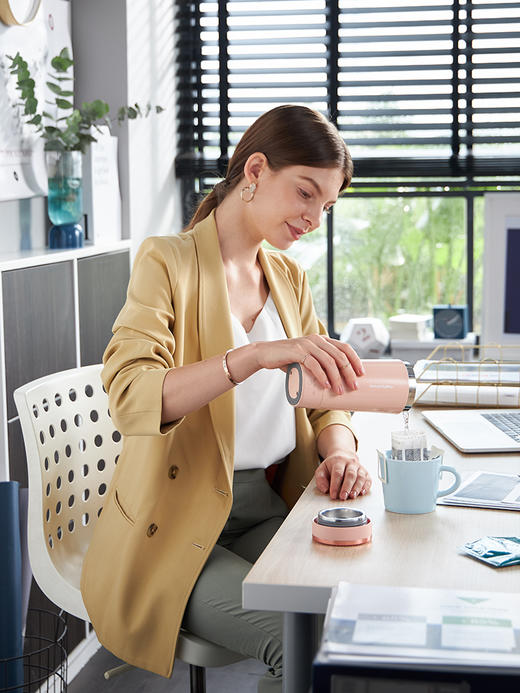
[422,409,520,453]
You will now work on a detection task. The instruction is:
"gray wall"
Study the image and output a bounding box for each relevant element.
[71,0,178,252]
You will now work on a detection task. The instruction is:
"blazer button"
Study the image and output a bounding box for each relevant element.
[146,523,158,537]
[168,465,179,479]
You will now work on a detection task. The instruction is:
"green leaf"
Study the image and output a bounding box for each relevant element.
[24,97,38,115]
[44,126,61,135]
[127,107,137,119]
[42,111,54,119]
[155,105,165,114]
[78,133,97,145]
[18,77,35,89]
[27,114,42,125]
[47,81,63,95]
[62,133,80,149]
[60,90,74,97]
[51,54,74,73]
[89,99,110,119]
[55,98,73,110]
[66,110,82,129]
[51,47,73,71]
[76,133,99,153]
[44,140,65,151]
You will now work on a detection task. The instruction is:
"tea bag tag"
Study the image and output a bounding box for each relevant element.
[430,445,444,460]
[377,450,388,483]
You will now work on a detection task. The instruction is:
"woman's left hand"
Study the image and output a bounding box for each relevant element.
[314,451,371,500]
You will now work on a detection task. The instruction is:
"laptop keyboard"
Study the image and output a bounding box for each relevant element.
[482,412,520,442]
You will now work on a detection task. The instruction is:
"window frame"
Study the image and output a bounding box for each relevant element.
[175,0,520,335]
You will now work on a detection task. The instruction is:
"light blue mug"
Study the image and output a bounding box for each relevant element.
[377,446,461,514]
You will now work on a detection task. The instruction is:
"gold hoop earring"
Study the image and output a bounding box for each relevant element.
[240,182,256,202]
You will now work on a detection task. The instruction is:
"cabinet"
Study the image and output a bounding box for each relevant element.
[3,262,76,422]
[0,243,130,658]
[78,251,130,365]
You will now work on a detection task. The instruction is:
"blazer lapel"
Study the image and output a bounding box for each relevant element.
[192,213,235,478]
[258,247,302,339]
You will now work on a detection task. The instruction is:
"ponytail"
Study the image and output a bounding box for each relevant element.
[184,178,235,231]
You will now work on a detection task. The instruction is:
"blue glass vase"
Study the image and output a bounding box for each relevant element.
[46,150,84,247]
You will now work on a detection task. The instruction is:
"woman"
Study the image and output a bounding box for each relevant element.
[80,105,371,692]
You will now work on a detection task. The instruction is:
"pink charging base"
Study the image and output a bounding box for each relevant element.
[312,516,372,546]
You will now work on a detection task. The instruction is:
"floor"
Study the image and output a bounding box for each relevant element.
[69,646,266,692]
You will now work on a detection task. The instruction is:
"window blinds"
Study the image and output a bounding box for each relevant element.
[176,0,520,179]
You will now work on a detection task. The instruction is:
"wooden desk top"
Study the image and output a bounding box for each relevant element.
[243,409,520,614]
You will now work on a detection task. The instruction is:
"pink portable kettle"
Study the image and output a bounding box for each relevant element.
[285,359,416,413]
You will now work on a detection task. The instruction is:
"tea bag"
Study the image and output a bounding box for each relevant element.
[461,536,520,567]
[391,430,428,461]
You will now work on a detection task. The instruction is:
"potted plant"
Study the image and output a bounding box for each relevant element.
[7,47,163,247]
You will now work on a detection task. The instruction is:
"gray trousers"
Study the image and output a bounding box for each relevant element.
[182,468,288,693]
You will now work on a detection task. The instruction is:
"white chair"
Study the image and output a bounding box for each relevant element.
[14,364,245,693]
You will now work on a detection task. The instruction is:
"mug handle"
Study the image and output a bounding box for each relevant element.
[377,450,387,484]
[436,465,461,498]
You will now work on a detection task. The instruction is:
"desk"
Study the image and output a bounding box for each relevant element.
[242,408,520,693]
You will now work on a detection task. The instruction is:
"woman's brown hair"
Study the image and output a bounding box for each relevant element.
[185,104,353,230]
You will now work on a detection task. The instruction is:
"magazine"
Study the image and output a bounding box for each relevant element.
[437,471,520,510]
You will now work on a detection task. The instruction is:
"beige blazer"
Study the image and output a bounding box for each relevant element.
[80,212,354,677]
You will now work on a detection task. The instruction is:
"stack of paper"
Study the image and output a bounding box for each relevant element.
[389,314,432,341]
[413,360,520,406]
[415,360,520,385]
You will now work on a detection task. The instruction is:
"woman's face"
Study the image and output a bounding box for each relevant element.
[247,164,345,250]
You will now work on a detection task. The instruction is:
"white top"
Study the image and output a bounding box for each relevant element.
[231,293,296,470]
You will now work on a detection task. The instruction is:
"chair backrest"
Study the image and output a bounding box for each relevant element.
[14,364,121,620]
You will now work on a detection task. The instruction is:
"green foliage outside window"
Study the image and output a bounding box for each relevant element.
[284,193,485,335]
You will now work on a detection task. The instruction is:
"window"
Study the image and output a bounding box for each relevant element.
[175,0,520,336]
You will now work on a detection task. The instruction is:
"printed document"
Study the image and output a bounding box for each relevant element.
[323,583,520,669]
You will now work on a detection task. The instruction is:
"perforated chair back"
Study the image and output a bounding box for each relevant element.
[14,365,246,688]
[14,364,119,620]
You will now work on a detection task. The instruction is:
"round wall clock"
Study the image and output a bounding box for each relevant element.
[0,0,41,26]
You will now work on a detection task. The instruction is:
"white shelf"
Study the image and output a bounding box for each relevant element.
[390,333,478,363]
[391,332,477,350]
[0,240,132,272]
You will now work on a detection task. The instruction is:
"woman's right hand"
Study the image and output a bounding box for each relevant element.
[252,334,365,395]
